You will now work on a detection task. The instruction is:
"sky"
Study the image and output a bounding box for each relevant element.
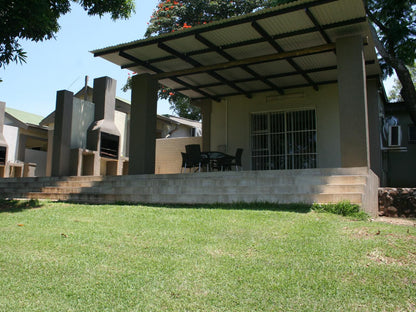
[0,1,396,119]
[0,0,171,118]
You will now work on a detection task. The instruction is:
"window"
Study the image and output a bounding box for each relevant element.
[409,125,416,144]
[251,110,317,170]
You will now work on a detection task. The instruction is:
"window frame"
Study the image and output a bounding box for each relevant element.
[250,108,317,171]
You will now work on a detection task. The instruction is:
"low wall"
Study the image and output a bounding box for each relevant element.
[378,188,416,218]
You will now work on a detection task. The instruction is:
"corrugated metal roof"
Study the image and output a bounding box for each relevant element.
[93,0,380,101]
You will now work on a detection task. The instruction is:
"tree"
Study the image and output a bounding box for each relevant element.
[363,0,416,124]
[389,63,416,102]
[145,0,271,37]
[0,0,135,71]
[161,90,202,121]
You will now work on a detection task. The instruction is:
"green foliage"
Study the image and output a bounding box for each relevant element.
[0,0,135,70]
[160,87,202,120]
[145,0,273,37]
[365,0,416,77]
[312,200,369,220]
[364,1,416,124]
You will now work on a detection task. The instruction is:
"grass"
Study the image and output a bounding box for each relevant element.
[0,201,415,311]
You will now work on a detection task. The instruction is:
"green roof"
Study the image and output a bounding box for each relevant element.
[5,107,45,125]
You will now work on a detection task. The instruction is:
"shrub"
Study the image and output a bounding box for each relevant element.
[312,200,368,220]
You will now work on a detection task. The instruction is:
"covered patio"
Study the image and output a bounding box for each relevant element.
[92,0,381,176]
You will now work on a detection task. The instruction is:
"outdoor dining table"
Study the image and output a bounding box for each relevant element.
[201,151,235,171]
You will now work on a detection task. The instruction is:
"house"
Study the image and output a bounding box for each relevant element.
[89,0,384,214]
[0,102,48,177]
[158,115,202,138]
[381,102,416,187]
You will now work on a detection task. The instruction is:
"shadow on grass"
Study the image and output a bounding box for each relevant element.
[111,201,313,213]
[0,199,43,213]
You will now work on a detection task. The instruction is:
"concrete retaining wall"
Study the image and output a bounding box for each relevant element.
[0,167,379,217]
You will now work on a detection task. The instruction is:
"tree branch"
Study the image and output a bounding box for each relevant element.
[368,21,416,124]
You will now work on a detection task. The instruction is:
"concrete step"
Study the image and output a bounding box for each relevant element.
[3,177,367,198]
[33,179,366,196]
[105,183,364,195]
[53,181,101,188]
[92,174,367,189]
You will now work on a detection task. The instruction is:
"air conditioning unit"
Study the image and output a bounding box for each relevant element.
[388,125,402,147]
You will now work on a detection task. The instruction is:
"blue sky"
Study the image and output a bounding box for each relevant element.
[0,1,395,118]
[0,0,171,118]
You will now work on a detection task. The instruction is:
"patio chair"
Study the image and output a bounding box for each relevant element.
[232,148,243,171]
[185,144,205,172]
[180,152,188,173]
[217,148,243,171]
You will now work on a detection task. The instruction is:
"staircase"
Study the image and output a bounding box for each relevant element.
[0,167,379,216]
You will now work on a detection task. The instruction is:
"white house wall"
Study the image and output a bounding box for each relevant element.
[210,84,342,170]
[171,125,192,138]
[3,125,19,162]
[115,110,128,157]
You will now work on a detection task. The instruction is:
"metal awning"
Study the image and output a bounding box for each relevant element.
[92,0,380,102]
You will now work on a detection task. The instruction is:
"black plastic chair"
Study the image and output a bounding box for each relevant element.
[185,144,205,172]
[180,152,188,173]
[218,148,243,171]
[232,148,243,171]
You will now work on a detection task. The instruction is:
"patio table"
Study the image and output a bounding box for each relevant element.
[201,151,235,171]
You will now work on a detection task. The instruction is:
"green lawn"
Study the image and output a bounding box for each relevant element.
[0,200,415,311]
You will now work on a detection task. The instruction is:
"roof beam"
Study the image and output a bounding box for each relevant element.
[196,74,380,100]
[158,42,253,98]
[251,20,319,91]
[119,51,220,102]
[304,8,332,44]
[119,51,161,74]
[152,43,336,80]
[174,65,338,91]
[173,60,376,92]
[217,80,339,98]
[195,34,284,95]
